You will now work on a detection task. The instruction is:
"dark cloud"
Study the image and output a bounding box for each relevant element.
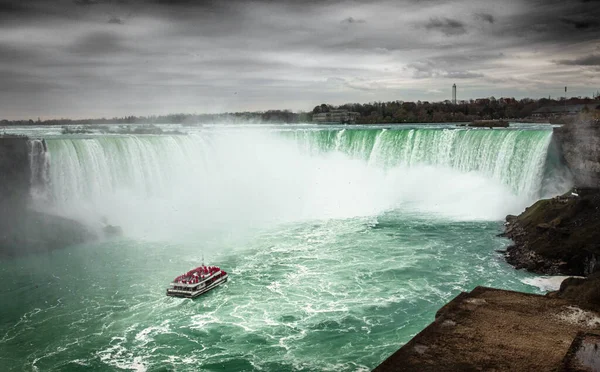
[0,0,599,119]
[0,0,26,13]
[73,0,101,5]
[68,32,127,56]
[341,17,366,24]
[108,16,124,24]
[424,18,467,36]
[0,44,40,64]
[560,17,599,30]
[0,0,47,20]
[556,54,600,66]
[474,12,494,24]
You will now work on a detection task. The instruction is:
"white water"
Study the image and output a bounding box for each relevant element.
[39,127,568,240]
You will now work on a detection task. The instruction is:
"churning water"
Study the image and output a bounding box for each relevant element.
[0,124,571,371]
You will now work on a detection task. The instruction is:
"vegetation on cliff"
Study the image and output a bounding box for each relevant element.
[503,190,600,276]
[556,272,600,311]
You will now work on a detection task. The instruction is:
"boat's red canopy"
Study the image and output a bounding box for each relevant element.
[173,266,227,284]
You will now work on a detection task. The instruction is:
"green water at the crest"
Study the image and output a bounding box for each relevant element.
[0,125,567,371]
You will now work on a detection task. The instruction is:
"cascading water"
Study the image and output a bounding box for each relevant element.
[39,127,568,238]
[27,139,51,203]
[2,125,574,371]
[286,128,560,199]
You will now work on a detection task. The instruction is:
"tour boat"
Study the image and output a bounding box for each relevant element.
[166,265,228,298]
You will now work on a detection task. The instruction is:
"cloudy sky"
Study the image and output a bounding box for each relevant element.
[1,0,599,119]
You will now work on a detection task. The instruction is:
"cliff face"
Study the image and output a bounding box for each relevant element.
[0,137,31,211]
[0,136,94,257]
[502,121,600,303]
[503,192,600,276]
[553,122,600,188]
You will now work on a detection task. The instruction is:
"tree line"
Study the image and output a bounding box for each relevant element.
[1,96,599,125]
[0,110,310,126]
[314,96,599,124]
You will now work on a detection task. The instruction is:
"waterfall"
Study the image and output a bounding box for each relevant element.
[285,128,559,200]
[36,127,570,238]
[27,139,51,203]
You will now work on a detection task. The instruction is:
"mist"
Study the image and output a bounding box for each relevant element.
[29,127,567,242]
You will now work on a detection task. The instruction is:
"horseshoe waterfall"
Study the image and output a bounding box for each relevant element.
[0,125,571,371]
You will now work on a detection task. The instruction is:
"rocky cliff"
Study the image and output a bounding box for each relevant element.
[502,120,600,310]
[553,120,600,188]
[0,136,31,210]
[503,190,600,276]
[0,136,93,257]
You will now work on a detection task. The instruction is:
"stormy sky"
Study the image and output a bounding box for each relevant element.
[0,0,599,119]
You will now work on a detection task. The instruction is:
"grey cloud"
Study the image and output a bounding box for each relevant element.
[341,17,366,24]
[0,44,41,64]
[474,12,494,24]
[446,71,484,79]
[560,17,599,30]
[1,0,600,119]
[424,17,467,36]
[556,54,600,66]
[108,16,124,24]
[0,0,26,13]
[0,0,49,21]
[0,70,65,93]
[407,60,483,79]
[68,32,127,56]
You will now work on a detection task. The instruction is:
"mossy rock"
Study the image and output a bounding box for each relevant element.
[506,191,600,275]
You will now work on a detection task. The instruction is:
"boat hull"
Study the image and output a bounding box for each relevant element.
[166,274,228,299]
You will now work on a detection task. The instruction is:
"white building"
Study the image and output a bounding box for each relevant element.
[312,110,360,124]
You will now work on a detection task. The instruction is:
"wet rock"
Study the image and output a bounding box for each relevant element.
[103,224,123,237]
[503,190,600,276]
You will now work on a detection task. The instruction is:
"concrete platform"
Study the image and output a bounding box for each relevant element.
[374,287,600,372]
[562,332,600,372]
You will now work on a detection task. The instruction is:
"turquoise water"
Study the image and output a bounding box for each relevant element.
[0,125,569,371]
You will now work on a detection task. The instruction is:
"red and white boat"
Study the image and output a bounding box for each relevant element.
[166,265,228,298]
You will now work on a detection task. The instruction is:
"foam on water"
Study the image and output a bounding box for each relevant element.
[521,276,584,292]
[0,125,574,371]
[38,127,566,241]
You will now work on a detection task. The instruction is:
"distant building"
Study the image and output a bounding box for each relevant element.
[452,84,457,105]
[312,109,360,124]
[531,103,600,118]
